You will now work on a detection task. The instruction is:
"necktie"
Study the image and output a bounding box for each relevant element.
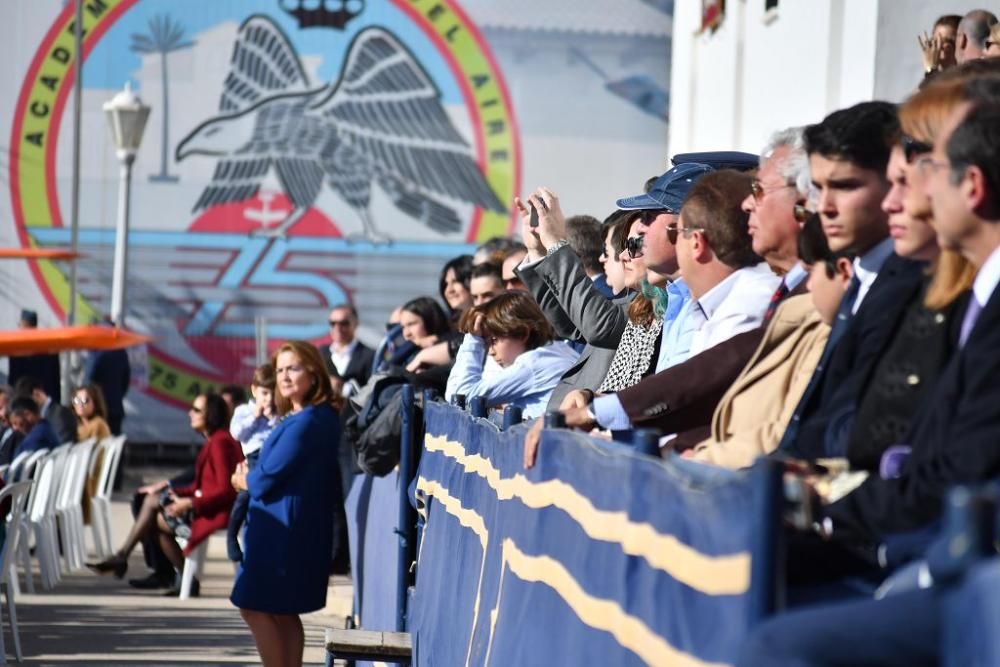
[763,280,790,323]
[828,274,862,346]
[959,296,983,348]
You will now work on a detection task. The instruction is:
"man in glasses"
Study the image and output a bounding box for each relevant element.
[774,101,927,460]
[318,304,374,398]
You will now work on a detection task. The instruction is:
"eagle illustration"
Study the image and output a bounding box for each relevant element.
[175,15,506,241]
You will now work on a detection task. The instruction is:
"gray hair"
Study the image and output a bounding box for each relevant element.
[761,126,811,196]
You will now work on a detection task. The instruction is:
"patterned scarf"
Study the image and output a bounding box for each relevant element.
[598,318,663,393]
[639,278,670,319]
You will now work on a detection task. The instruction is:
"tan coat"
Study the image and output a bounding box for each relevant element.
[691,294,829,469]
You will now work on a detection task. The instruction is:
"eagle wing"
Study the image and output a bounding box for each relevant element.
[312,27,506,214]
[190,16,317,212]
[220,14,310,113]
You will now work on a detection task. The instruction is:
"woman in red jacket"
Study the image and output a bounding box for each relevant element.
[87,392,243,593]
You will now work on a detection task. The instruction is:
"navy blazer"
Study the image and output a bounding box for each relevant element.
[779,254,925,459]
[826,281,1000,542]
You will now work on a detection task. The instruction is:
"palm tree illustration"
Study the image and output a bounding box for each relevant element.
[130,14,194,183]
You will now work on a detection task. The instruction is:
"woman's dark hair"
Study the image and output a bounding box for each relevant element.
[797,214,856,277]
[460,291,554,351]
[438,255,474,309]
[201,392,231,434]
[75,384,109,421]
[401,296,452,337]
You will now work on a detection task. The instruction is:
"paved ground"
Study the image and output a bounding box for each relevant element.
[8,469,353,666]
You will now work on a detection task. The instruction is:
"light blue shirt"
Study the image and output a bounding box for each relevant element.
[230,400,278,456]
[446,335,580,420]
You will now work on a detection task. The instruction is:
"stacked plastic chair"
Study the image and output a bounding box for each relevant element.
[0,481,33,665]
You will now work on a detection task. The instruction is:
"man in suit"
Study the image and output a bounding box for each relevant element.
[14,375,76,445]
[774,102,927,460]
[7,309,61,402]
[86,320,131,435]
[319,304,374,398]
[818,97,1000,544]
[10,396,60,459]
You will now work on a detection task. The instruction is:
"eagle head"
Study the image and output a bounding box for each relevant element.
[175,114,254,161]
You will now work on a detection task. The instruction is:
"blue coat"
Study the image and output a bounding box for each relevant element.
[230,402,341,614]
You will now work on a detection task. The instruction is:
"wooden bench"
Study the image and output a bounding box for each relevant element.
[324,628,412,665]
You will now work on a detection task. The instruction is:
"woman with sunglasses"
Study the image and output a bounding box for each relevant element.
[73,384,111,442]
[230,341,341,667]
[87,392,243,593]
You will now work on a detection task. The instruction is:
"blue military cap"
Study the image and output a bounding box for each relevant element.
[616,162,715,212]
[672,151,759,172]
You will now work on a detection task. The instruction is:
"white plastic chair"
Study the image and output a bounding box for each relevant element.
[89,436,126,560]
[26,447,69,590]
[4,454,28,485]
[0,481,33,664]
[54,440,95,572]
[175,530,225,600]
[13,449,50,595]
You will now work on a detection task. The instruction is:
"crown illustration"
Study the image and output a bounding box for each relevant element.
[279,0,365,31]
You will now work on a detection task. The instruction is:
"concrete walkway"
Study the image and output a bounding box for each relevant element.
[10,491,352,666]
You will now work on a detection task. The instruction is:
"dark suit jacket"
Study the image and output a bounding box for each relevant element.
[825,281,1000,542]
[44,399,78,445]
[781,254,925,459]
[318,341,375,388]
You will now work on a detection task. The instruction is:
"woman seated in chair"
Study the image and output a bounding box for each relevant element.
[445,291,579,419]
[87,392,243,594]
[74,383,111,525]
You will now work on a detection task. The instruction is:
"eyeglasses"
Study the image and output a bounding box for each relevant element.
[750,179,796,202]
[792,204,816,223]
[328,319,353,328]
[901,135,932,164]
[666,223,705,245]
[639,209,670,225]
[625,235,645,259]
[914,155,950,177]
[72,396,91,406]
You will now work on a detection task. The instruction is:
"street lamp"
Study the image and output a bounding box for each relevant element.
[104,82,150,326]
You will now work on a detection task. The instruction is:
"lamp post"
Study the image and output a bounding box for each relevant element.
[104,83,150,326]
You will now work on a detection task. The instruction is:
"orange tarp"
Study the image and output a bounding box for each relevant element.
[0,248,79,260]
[0,326,150,356]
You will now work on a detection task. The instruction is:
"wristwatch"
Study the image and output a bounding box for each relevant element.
[546,239,570,256]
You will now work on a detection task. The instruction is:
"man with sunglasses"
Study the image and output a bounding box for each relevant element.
[318,304,374,398]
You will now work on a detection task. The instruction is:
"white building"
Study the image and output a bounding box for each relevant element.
[668,0,990,155]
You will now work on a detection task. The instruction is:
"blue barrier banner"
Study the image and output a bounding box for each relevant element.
[411,402,765,666]
[345,472,403,633]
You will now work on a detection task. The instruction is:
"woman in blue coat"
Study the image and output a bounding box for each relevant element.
[231,340,342,667]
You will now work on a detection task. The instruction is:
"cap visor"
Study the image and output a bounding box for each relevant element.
[616,193,664,211]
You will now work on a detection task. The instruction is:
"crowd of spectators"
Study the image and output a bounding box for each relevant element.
[14,7,1000,665]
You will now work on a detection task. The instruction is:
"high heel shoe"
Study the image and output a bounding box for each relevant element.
[86,553,128,579]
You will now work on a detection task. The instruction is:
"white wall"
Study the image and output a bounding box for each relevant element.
[669,0,880,155]
[875,0,991,103]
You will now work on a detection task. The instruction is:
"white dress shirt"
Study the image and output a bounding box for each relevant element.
[851,237,894,314]
[328,339,359,377]
[972,244,1000,311]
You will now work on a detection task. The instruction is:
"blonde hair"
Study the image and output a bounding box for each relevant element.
[899,78,977,309]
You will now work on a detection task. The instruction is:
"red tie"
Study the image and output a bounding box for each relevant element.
[764,281,789,323]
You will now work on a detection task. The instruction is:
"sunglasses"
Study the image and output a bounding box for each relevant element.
[750,179,796,202]
[665,223,705,245]
[72,396,91,406]
[639,209,670,225]
[329,319,353,328]
[901,135,932,164]
[625,235,645,259]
